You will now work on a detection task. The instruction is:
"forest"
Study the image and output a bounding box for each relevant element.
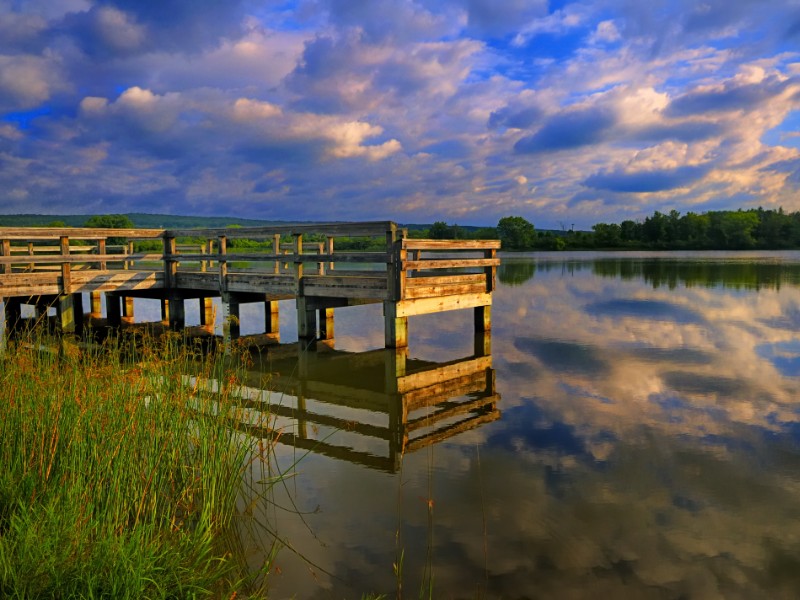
[3,207,800,251]
[428,208,800,251]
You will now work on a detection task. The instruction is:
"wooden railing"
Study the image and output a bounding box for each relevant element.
[0,223,500,302]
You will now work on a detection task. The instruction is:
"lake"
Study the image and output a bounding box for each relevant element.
[155,252,800,597]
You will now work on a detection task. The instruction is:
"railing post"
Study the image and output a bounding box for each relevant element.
[163,234,177,289]
[1,238,11,275]
[317,242,325,275]
[273,234,281,274]
[59,236,71,295]
[326,236,335,271]
[384,226,408,348]
[98,238,107,270]
[27,242,34,272]
[218,235,228,291]
[474,245,495,333]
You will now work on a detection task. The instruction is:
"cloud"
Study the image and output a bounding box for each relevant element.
[0,54,65,111]
[61,5,146,57]
[514,106,617,153]
[584,164,711,193]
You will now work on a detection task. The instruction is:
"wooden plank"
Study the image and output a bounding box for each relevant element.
[403,239,501,250]
[406,274,485,287]
[394,292,492,318]
[0,253,153,265]
[397,356,492,393]
[303,275,387,289]
[403,258,500,271]
[404,282,487,299]
[0,270,164,296]
[0,227,163,240]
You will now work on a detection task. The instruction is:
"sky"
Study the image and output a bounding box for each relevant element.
[2,1,800,228]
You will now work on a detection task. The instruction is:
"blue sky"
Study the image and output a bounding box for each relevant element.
[1,0,800,228]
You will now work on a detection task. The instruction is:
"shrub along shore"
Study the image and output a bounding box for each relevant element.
[0,331,278,599]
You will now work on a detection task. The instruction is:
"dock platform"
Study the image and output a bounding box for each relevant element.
[0,221,499,350]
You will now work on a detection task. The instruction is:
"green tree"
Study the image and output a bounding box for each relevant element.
[84,214,135,229]
[85,214,135,246]
[497,216,535,250]
[592,223,622,247]
[428,221,451,239]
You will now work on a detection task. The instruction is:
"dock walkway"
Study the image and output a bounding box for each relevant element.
[0,221,499,349]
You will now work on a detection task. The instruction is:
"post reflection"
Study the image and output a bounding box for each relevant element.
[229,331,499,473]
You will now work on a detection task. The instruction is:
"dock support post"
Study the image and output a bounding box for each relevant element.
[106,293,121,327]
[384,302,408,348]
[474,304,491,332]
[168,295,185,331]
[265,299,279,336]
[297,297,317,340]
[57,293,83,335]
[122,296,135,324]
[319,307,334,340]
[160,298,170,325]
[90,292,102,319]
[200,297,215,332]
[222,293,240,349]
[4,296,22,329]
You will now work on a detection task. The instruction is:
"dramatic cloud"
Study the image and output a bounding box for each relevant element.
[2,0,800,225]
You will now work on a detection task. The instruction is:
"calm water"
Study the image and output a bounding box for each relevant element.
[159,252,800,597]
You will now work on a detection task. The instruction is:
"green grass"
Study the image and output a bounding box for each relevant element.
[0,332,279,599]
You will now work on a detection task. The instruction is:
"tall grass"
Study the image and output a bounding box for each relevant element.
[0,331,276,599]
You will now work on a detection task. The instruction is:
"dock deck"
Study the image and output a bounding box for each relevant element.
[0,221,499,349]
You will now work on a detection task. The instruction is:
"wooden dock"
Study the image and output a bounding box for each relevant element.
[0,221,499,350]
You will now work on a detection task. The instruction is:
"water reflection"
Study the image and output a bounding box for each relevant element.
[231,335,499,473]
[230,252,800,598]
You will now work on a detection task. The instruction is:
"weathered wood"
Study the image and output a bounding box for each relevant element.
[1,239,11,275]
[0,227,164,240]
[405,274,485,287]
[403,258,500,271]
[403,239,501,250]
[0,222,497,349]
[0,253,155,265]
[394,292,492,318]
[404,283,487,299]
[59,237,71,294]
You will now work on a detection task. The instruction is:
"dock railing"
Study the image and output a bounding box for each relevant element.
[1,222,500,347]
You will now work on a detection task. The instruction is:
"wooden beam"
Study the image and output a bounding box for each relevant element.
[403,258,500,271]
[394,292,492,318]
[403,239,501,250]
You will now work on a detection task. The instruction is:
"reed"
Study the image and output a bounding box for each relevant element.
[0,331,278,599]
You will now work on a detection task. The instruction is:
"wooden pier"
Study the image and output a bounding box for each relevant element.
[0,221,499,350]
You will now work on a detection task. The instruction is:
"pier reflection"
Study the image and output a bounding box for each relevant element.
[227,332,499,472]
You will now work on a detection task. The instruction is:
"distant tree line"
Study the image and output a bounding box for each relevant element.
[424,207,800,251]
[6,208,800,251]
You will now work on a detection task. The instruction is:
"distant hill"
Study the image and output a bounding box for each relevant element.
[0,213,493,231]
[0,213,309,229]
